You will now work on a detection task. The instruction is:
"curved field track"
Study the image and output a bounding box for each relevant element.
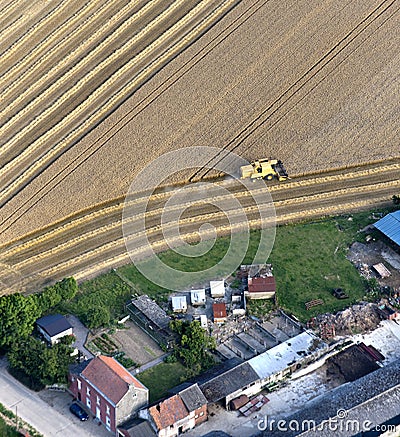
[0,160,399,295]
[0,0,398,247]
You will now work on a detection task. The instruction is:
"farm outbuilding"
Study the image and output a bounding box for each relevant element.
[171,296,187,313]
[213,303,227,324]
[246,276,276,300]
[374,211,400,248]
[210,280,225,298]
[36,314,73,345]
[126,295,174,348]
[190,289,206,306]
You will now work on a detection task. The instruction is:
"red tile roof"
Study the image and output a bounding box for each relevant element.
[149,395,188,430]
[248,276,276,293]
[81,355,146,404]
[213,303,227,319]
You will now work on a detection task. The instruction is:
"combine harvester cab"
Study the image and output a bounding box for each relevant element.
[240,158,289,181]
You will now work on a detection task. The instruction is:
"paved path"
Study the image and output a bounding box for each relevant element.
[66,314,94,360]
[135,353,169,374]
[0,357,106,436]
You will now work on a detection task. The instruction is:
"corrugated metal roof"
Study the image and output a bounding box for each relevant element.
[171,296,187,310]
[374,210,400,246]
[248,332,320,379]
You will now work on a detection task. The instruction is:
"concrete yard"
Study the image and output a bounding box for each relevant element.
[185,319,400,437]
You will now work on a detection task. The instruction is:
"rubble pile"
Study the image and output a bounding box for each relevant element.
[316,302,383,336]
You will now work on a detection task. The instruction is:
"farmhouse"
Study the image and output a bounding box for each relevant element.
[69,355,148,433]
[169,382,208,426]
[36,313,73,345]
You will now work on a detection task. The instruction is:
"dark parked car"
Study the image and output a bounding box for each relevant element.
[69,403,89,421]
[332,288,349,299]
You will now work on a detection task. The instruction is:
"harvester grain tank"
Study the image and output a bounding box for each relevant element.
[240,158,289,181]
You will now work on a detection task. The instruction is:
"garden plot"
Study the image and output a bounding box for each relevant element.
[107,320,164,367]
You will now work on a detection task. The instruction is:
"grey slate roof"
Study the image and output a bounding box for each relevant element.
[118,418,156,437]
[178,383,207,411]
[131,295,171,330]
[199,362,259,403]
[374,210,400,246]
[36,313,72,337]
[69,358,92,376]
[260,358,400,437]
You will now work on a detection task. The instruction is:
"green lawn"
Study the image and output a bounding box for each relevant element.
[0,418,19,437]
[136,361,188,403]
[66,207,395,326]
[269,220,365,321]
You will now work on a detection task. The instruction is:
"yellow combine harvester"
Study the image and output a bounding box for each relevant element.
[240,158,289,181]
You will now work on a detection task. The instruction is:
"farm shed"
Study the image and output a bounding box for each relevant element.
[117,418,156,437]
[372,263,391,278]
[210,280,225,297]
[168,382,208,427]
[36,313,72,345]
[246,276,276,299]
[171,296,187,313]
[248,332,326,385]
[190,289,206,306]
[199,361,260,409]
[126,295,174,348]
[374,210,400,247]
[213,303,227,324]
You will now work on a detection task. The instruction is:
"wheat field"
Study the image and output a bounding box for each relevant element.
[0,0,399,244]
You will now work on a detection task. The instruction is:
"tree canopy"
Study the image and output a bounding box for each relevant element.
[170,320,216,374]
[0,277,77,351]
[7,336,75,387]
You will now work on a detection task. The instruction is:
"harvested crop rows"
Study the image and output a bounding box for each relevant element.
[0,0,399,293]
[0,0,240,207]
[0,0,398,246]
[0,161,399,295]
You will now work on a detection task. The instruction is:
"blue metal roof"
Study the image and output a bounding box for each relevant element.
[374,210,400,246]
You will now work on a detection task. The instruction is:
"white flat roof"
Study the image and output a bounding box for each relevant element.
[171,296,187,309]
[248,332,319,379]
[190,289,206,302]
[210,280,225,296]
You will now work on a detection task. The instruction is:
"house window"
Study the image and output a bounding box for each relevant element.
[86,398,91,409]
[106,416,111,429]
[106,405,110,415]
[86,387,90,396]
[77,379,81,390]
[96,396,100,406]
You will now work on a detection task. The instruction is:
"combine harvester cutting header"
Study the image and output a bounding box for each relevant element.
[240,158,289,181]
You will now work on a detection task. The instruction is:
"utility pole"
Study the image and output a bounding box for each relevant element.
[10,400,22,432]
